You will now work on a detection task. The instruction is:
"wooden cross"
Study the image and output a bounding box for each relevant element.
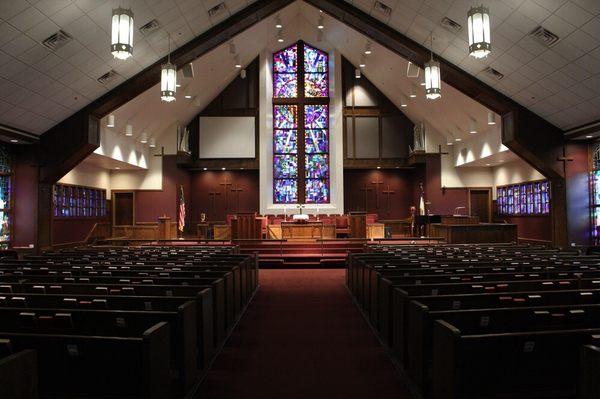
[153,146,165,157]
[382,185,395,215]
[438,144,449,156]
[231,184,244,213]
[557,146,573,175]
[219,179,233,209]
[371,179,384,208]
[359,185,373,211]
[208,189,221,216]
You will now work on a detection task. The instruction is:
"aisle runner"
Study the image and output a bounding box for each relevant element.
[197,269,413,399]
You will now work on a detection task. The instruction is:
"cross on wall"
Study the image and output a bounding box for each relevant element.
[371,179,384,209]
[382,185,395,215]
[208,189,221,216]
[231,185,244,213]
[557,147,573,176]
[359,185,373,211]
[219,179,233,209]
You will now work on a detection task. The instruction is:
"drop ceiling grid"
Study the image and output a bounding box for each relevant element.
[345,0,600,130]
[0,0,256,134]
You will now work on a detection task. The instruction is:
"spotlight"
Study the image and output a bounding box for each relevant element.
[355,68,361,79]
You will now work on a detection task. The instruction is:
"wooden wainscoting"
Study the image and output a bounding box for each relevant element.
[112,222,178,240]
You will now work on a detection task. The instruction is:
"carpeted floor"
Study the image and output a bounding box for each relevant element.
[196,269,413,399]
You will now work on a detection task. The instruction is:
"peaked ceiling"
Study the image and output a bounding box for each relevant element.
[1,0,599,137]
[109,1,498,150]
[344,0,600,130]
[0,0,257,134]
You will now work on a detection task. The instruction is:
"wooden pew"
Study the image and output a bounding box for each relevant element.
[0,348,38,399]
[0,322,171,399]
[580,344,600,399]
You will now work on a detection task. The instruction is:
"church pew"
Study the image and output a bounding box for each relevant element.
[0,303,197,394]
[432,320,600,399]
[409,302,600,391]
[0,322,171,399]
[580,345,600,399]
[2,270,240,330]
[0,349,37,399]
[380,276,600,348]
[0,275,229,345]
[0,291,215,367]
[2,281,219,355]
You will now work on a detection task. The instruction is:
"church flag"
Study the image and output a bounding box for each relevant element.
[178,185,186,233]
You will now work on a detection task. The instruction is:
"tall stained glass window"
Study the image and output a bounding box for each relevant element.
[590,143,600,244]
[0,145,11,248]
[273,41,329,204]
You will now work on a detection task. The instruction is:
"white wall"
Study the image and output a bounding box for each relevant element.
[94,127,149,169]
[492,158,545,198]
[58,161,111,193]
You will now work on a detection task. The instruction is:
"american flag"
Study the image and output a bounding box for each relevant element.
[178,185,186,233]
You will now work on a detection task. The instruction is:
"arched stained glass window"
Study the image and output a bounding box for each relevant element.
[273,41,329,204]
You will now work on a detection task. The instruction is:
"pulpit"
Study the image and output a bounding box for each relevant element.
[349,212,367,238]
[231,213,261,240]
[157,216,171,240]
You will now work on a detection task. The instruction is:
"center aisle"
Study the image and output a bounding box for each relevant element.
[196,269,413,399]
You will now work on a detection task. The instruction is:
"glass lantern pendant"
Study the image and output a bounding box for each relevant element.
[161,63,177,102]
[424,58,441,100]
[111,7,134,60]
[468,5,491,59]
[161,36,176,102]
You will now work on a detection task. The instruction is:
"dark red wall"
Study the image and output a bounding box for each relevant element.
[135,156,191,223]
[422,156,470,215]
[190,170,259,223]
[52,219,104,245]
[566,143,590,246]
[501,215,552,243]
[344,169,415,219]
[12,149,38,247]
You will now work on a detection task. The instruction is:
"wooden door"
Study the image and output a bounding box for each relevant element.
[469,189,491,223]
[113,192,134,226]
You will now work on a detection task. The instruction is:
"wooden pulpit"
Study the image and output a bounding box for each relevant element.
[231,213,261,240]
[157,216,171,240]
[349,212,367,238]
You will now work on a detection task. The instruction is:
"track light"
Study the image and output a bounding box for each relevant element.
[469,119,477,134]
[487,112,496,125]
[409,84,417,98]
[400,95,408,107]
[107,114,115,128]
[355,68,361,79]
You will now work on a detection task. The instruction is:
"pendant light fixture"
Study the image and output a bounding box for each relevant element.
[409,84,417,98]
[111,7,134,60]
[424,35,441,100]
[355,68,361,79]
[469,119,477,134]
[487,112,496,125]
[149,137,156,148]
[106,114,115,128]
[140,132,148,144]
[125,124,133,136]
[161,35,177,102]
[467,5,491,59]
[400,95,408,107]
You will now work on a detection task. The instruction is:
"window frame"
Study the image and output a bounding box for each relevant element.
[272,40,330,204]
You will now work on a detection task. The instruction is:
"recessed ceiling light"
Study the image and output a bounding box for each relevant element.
[221,167,226,170]
[203,167,207,171]
[485,163,491,166]
[376,166,381,169]
[455,138,462,142]
[115,167,120,170]
[10,139,18,143]
[586,135,593,138]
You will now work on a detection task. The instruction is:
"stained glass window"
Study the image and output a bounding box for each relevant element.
[273,42,330,204]
[53,184,107,218]
[496,181,550,216]
[590,144,600,243]
[0,145,11,248]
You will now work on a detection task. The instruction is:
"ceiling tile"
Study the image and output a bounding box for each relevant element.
[518,0,550,24]
[555,1,594,27]
[0,1,30,21]
[32,0,72,17]
[8,6,46,31]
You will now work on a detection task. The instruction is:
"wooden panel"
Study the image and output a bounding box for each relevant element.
[440,216,479,225]
[469,189,491,223]
[349,213,367,238]
[367,223,385,239]
[430,223,517,244]
[213,225,230,240]
[231,213,261,239]
[281,222,324,239]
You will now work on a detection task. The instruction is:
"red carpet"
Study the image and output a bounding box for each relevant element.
[196,269,413,399]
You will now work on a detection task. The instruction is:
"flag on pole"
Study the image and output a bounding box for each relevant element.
[178,185,186,233]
